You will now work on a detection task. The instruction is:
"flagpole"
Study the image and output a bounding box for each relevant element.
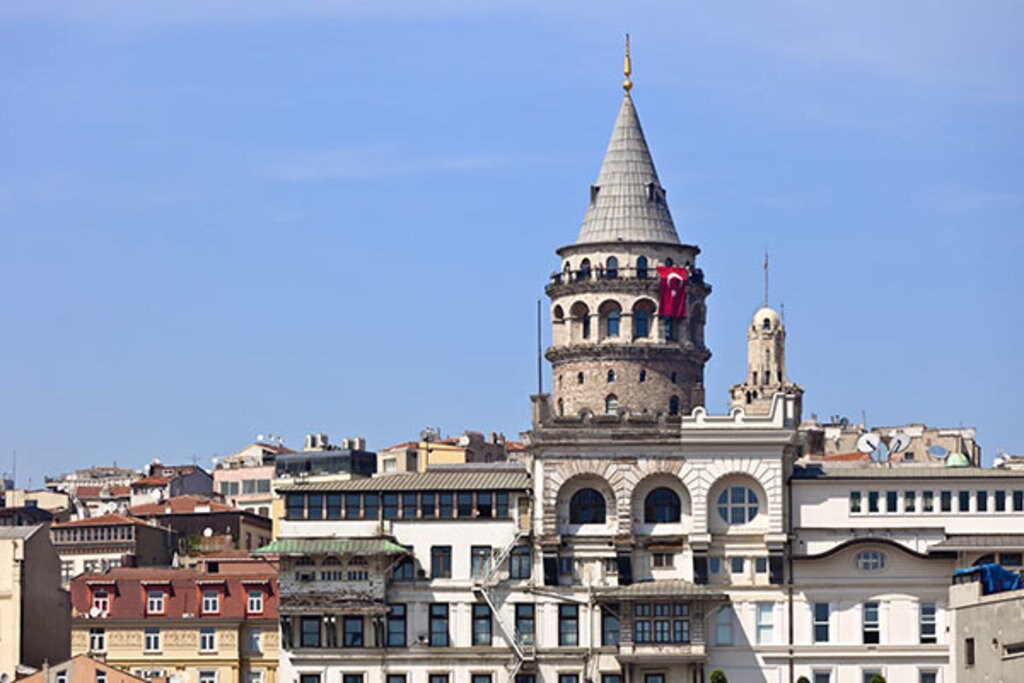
[536,299,543,394]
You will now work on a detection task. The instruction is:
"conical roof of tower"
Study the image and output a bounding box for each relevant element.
[576,93,681,245]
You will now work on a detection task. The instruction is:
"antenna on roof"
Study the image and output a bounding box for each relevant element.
[763,250,769,308]
[536,299,543,395]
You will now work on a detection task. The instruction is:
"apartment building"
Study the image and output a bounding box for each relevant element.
[51,514,177,586]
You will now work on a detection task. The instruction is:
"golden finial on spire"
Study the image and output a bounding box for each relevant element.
[622,33,633,93]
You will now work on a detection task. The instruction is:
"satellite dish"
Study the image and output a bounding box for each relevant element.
[875,441,890,463]
[202,527,214,538]
[89,606,101,618]
[857,433,882,454]
[928,445,950,459]
[257,434,265,442]
[889,433,912,454]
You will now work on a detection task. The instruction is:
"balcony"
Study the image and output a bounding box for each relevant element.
[615,641,707,663]
[546,267,707,298]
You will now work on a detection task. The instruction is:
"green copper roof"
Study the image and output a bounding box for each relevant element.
[255,537,408,556]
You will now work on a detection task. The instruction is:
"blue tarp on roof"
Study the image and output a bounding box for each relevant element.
[953,563,1023,595]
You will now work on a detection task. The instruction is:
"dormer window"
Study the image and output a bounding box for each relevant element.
[146,590,164,615]
[201,589,220,614]
[590,185,601,204]
[92,590,110,613]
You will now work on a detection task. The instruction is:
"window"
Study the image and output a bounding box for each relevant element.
[202,589,220,614]
[343,616,364,647]
[306,494,323,519]
[510,545,531,579]
[813,603,830,643]
[471,546,492,579]
[472,604,492,645]
[345,493,361,518]
[420,492,435,517]
[343,676,362,683]
[247,589,263,614]
[199,627,216,652]
[576,372,585,384]
[629,309,649,340]
[849,491,862,513]
[923,490,934,512]
[920,602,937,644]
[300,616,321,648]
[959,490,971,512]
[387,676,405,683]
[757,603,774,644]
[941,490,953,512]
[363,493,379,519]
[861,673,882,683]
[471,676,491,683]
[717,486,759,524]
[668,395,680,415]
[645,488,681,523]
[714,606,733,645]
[286,494,305,519]
[61,561,74,584]
[56,673,67,683]
[392,552,415,581]
[605,394,618,415]
[89,628,106,652]
[431,546,452,578]
[601,605,620,645]
[559,676,579,683]
[965,636,975,666]
[92,590,110,613]
[383,493,399,519]
[96,673,107,683]
[300,676,320,683]
[755,557,768,574]
[606,310,620,337]
[862,602,880,644]
[919,672,937,683]
[905,490,916,512]
[146,590,165,614]
[652,552,674,569]
[885,491,898,513]
[496,492,509,517]
[856,551,886,572]
[457,492,474,517]
[569,488,606,524]
[605,256,618,278]
[401,493,418,518]
[709,557,721,575]
[1014,490,1024,512]
[429,603,449,646]
[812,674,831,683]
[996,490,1007,512]
[387,604,406,647]
[868,491,880,513]
[977,490,988,512]
[477,493,493,518]
[607,369,615,383]
[634,604,651,643]
[429,676,448,683]
[730,557,745,575]
[637,256,649,279]
[439,493,453,518]
[246,628,261,653]
[559,604,579,646]
[602,676,621,683]
[144,627,161,652]
[558,555,574,578]
[639,369,647,383]
[515,604,535,646]
[665,318,676,341]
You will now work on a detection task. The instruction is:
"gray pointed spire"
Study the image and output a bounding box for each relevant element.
[576,93,681,245]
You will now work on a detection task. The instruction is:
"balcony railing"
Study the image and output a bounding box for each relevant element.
[549,267,705,287]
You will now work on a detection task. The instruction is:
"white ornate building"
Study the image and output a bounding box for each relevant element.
[263,50,1024,683]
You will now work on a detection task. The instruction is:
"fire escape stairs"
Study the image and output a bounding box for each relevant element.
[472,531,534,683]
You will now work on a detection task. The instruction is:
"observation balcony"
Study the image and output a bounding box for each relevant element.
[546,266,707,299]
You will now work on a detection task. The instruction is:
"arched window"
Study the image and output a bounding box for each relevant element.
[636,256,649,279]
[639,369,647,383]
[553,305,565,322]
[569,489,606,524]
[570,302,590,341]
[322,556,342,566]
[670,372,677,384]
[717,486,759,524]
[634,310,650,338]
[583,316,591,339]
[644,488,681,523]
[576,372,584,385]
[557,398,564,416]
[762,317,771,331]
[605,394,618,415]
[606,256,618,279]
[577,259,591,281]
[669,396,680,416]
[745,392,752,404]
[606,310,620,337]
[607,369,615,383]
[664,258,674,267]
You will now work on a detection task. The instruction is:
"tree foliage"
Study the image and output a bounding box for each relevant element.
[709,671,728,683]
[869,675,887,683]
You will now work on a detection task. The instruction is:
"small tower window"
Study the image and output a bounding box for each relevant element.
[606,311,620,337]
[745,392,752,404]
[558,375,563,389]
[636,256,648,280]
[765,371,772,384]
[634,310,650,339]
[582,316,591,339]
[665,317,676,341]
[605,395,618,415]
[664,258,674,267]
[607,369,615,383]
[671,371,677,384]
[763,317,771,331]
[557,399,564,417]
[751,371,757,384]
[639,369,647,383]
[669,396,681,416]
[606,256,618,279]
[577,372,584,385]
[578,259,591,282]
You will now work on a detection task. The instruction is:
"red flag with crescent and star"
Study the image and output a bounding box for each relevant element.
[657,266,688,318]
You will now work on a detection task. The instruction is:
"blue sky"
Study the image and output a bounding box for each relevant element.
[1,1,1022,485]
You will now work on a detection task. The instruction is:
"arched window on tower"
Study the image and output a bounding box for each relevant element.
[607,369,615,383]
[578,259,591,282]
[569,489,606,524]
[632,299,655,340]
[644,488,681,523]
[745,392,752,405]
[606,310,620,337]
[599,301,622,340]
[763,317,771,331]
[577,372,584,385]
[606,256,619,279]
[664,258,674,267]
[669,396,681,416]
[639,369,647,383]
[605,394,618,415]
[636,256,649,280]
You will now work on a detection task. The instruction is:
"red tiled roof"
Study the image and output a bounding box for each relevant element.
[76,485,132,499]
[52,513,156,528]
[505,441,527,452]
[131,476,170,487]
[129,495,235,516]
[381,441,418,452]
[823,452,873,462]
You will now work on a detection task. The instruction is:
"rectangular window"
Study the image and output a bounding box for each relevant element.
[246,628,261,653]
[977,490,988,512]
[345,493,361,519]
[421,493,436,517]
[363,493,379,519]
[861,673,882,683]
[429,676,448,683]
[959,490,971,512]
[755,557,768,574]
[559,604,579,646]
[387,676,406,683]
[941,490,953,512]
[756,602,774,645]
[849,491,862,513]
[966,637,975,666]
[558,555,574,578]
[326,494,342,519]
[862,601,880,644]
[472,604,492,645]
[477,492,493,518]
[429,603,449,646]
[674,602,691,643]
[601,604,620,646]
[387,604,406,647]
[885,491,898,513]
[995,490,1007,512]
[300,616,321,648]
[904,490,916,512]
[559,675,578,683]
[471,676,491,683]
[634,603,651,643]
[730,556,745,575]
[515,604,535,646]
[300,676,320,683]
[868,491,880,513]
[1000,552,1023,567]
[919,672,937,683]
[431,546,452,578]
[199,627,216,652]
[715,607,733,646]
[813,603,830,643]
[652,552,674,569]
[402,493,418,519]
[439,493,453,518]
[89,628,105,652]
[343,676,362,683]
[602,676,621,683]
[920,602,937,644]
[92,590,110,613]
[286,494,305,520]
[144,627,161,652]
[496,492,509,517]
[510,545,531,579]
[923,490,934,512]
[202,589,220,614]
[1014,490,1024,512]
[457,492,474,517]
[247,590,263,614]
[653,603,671,643]
[392,552,415,581]
[471,546,492,579]
[709,557,721,575]
[146,590,164,614]
[383,493,399,520]
[343,616,364,647]
[812,674,830,683]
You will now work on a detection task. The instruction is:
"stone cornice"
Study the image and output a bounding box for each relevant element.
[546,275,711,300]
[545,342,711,365]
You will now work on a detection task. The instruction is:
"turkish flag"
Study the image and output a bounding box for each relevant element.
[658,266,688,318]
